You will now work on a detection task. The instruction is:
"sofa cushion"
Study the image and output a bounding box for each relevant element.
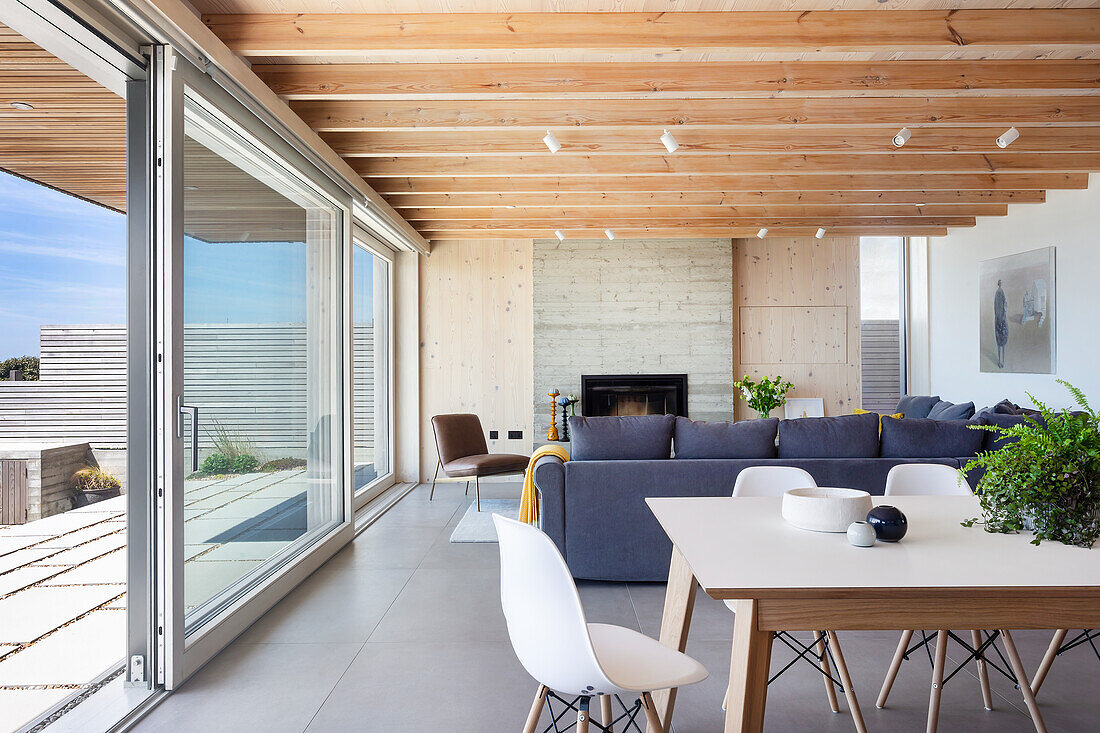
[880,417,984,458]
[778,412,880,459]
[990,398,1019,415]
[673,417,778,459]
[568,414,675,461]
[980,412,1045,452]
[927,399,976,421]
[895,394,941,419]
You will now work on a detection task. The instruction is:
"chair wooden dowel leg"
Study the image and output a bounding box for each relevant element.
[475,475,481,511]
[601,694,614,732]
[816,631,840,713]
[429,460,441,501]
[877,629,914,709]
[523,685,548,733]
[971,630,993,710]
[826,631,867,733]
[1031,629,1068,697]
[927,630,949,733]
[641,692,665,733]
[1000,629,1048,733]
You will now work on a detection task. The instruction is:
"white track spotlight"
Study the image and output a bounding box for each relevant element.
[604,229,616,240]
[816,228,826,239]
[892,127,911,148]
[554,230,565,241]
[996,126,1020,149]
[543,130,562,153]
[757,228,768,239]
[660,129,679,153]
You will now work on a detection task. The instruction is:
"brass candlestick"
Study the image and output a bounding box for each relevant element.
[547,389,560,441]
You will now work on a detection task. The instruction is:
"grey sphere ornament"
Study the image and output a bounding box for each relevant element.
[847,521,877,548]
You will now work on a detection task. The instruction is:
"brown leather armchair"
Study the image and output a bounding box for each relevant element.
[430,414,529,511]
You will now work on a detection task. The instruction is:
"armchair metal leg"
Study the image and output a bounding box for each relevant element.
[465,480,470,496]
[429,460,441,501]
[475,475,481,511]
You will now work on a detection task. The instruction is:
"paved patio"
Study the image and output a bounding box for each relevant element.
[0,468,311,732]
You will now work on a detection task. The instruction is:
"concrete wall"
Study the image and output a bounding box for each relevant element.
[532,238,734,436]
[928,176,1098,410]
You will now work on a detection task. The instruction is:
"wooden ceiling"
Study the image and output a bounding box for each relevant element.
[0,23,125,211]
[195,3,1100,241]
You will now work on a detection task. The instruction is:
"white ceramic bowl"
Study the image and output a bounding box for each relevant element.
[781,487,874,533]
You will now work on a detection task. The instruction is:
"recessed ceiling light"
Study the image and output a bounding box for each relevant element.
[604,229,615,240]
[757,228,768,239]
[554,230,565,241]
[660,129,679,154]
[915,202,926,207]
[892,127,911,148]
[9,101,34,111]
[997,126,1020,149]
[505,204,516,209]
[543,130,562,153]
[816,228,826,239]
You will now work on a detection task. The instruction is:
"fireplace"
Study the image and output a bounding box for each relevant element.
[581,374,688,418]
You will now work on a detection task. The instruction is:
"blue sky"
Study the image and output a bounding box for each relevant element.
[0,170,375,358]
[0,171,126,357]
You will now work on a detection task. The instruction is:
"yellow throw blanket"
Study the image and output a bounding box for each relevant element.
[519,444,570,525]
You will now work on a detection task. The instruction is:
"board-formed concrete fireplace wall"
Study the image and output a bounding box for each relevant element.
[532,237,734,439]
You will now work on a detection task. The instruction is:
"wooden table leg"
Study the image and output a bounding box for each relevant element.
[724,599,772,733]
[1031,629,1068,696]
[927,630,948,733]
[648,545,697,733]
[1000,629,1048,733]
[971,630,993,710]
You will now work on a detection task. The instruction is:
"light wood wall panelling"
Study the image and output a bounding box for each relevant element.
[418,239,534,479]
[733,237,862,419]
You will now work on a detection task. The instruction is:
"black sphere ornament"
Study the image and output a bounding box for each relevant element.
[866,505,908,542]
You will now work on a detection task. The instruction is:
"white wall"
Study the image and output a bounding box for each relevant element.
[928,176,1099,411]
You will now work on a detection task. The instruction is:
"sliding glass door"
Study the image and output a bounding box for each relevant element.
[352,240,393,503]
[155,49,351,686]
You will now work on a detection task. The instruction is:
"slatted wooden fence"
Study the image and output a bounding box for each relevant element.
[860,319,902,414]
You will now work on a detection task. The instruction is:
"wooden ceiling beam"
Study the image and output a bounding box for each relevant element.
[400,205,1007,220]
[291,96,1100,131]
[203,10,1100,57]
[382,190,1046,208]
[355,153,1100,177]
[256,60,1100,99]
[423,227,952,240]
[323,127,1100,156]
[371,173,1086,194]
[412,216,976,229]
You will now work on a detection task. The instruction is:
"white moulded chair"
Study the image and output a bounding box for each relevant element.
[493,514,708,733]
[877,463,1005,732]
[726,466,868,733]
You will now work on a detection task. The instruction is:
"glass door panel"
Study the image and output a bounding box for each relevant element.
[179,96,343,631]
[352,244,391,494]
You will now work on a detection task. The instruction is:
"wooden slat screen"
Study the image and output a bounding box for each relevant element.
[860,319,902,414]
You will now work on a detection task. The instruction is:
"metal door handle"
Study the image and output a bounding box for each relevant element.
[177,396,199,473]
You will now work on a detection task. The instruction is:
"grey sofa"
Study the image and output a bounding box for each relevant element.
[533,411,1010,582]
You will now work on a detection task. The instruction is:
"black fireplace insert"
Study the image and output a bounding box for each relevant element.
[580,374,688,418]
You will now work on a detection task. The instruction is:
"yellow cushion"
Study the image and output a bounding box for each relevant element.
[854,408,904,436]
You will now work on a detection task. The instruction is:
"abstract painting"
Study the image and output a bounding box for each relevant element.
[979,247,1056,374]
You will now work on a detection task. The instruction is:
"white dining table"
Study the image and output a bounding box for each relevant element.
[645,495,1100,733]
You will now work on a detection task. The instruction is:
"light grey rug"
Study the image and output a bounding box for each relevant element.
[449,499,520,543]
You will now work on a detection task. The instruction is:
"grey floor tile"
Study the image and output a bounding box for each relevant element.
[324,525,443,571]
[304,641,543,733]
[629,581,735,641]
[134,642,362,733]
[367,567,508,643]
[577,581,641,630]
[237,565,414,644]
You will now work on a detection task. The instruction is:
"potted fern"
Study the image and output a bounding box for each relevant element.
[734,375,794,419]
[963,380,1100,548]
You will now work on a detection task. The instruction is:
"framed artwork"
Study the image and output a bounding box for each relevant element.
[979,247,1056,374]
[784,398,825,419]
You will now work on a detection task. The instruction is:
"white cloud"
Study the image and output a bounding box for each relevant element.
[0,229,124,266]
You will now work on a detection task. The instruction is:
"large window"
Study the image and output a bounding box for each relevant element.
[352,242,392,497]
[179,96,344,630]
[860,237,906,412]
